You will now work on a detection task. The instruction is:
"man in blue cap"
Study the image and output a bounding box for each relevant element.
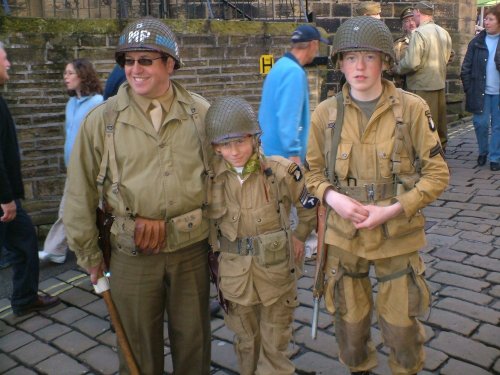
[259,24,329,167]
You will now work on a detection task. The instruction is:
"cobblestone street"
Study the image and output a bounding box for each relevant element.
[0,118,499,374]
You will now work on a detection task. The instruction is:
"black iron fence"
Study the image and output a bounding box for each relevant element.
[4,0,310,21]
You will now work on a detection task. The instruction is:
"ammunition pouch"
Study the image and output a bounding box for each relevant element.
[382,211,425,239]
[219,230,289,267]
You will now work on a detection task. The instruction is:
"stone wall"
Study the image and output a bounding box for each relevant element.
[0,18,328,231]
[0,1,478,232]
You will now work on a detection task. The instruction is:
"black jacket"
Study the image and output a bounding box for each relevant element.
[0,95,24,204]
[460,30,500,114]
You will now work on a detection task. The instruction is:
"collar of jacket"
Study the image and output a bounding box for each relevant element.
[213,152,262,179]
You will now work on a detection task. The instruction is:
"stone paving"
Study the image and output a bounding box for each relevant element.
[0,118,499,375]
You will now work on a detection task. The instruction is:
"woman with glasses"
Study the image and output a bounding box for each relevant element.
[39,58,103,263]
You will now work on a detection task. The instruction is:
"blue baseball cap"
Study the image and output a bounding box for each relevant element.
[291,25,330,44]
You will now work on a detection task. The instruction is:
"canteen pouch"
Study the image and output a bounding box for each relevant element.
[255,230,288,267]
[168,208,208,251]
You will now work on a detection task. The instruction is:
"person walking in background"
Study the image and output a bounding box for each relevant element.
[393,7,416,89]
[206,97,316,375]
[461,4,500,171]
[259,25,327,260]
[39,58,103,264]
[395,1,453,151]
[305,17,449,375]
[64,17,212,374]
[0,41,61,316]
[259,24,328,166]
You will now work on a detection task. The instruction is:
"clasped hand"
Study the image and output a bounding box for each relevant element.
[325,189,402,230]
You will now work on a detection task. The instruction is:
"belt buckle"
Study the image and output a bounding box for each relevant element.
[237,238,253,256]
[365,183,375,202]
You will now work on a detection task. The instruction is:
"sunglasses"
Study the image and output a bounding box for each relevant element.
[123,56,163,66]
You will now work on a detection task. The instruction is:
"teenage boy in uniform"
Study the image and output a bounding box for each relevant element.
[305,17,449,375]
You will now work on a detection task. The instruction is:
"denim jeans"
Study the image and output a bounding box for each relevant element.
[472,94,500,163]
[0,200,40,311]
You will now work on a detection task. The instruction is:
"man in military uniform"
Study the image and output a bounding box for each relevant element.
[355,1,381,19]
[393,7,416,88]
[206,97,316,375]
[395,1,453,150]
[305,16,449,375]
[64,18,212,374]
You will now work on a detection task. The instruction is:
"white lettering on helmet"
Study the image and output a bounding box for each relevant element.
[128,30,151,44]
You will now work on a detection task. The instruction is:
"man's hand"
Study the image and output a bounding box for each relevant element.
[88,262,106,285]
[134,217,166,255]
[324,189,369,224]
[354,202,404,230]
[0,201,17,222]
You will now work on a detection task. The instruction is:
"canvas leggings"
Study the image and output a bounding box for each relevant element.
[324,247,430,375]
[224,290,298,375]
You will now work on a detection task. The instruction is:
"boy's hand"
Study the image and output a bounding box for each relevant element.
[324,189,369,224]
[354,202,403,230]
[292,235,305,262]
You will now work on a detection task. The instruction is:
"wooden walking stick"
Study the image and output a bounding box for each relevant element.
[93,275,140,375]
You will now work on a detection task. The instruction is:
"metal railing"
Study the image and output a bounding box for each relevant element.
[5,0,309,21]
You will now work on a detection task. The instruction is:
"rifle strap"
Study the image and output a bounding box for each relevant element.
[325,92,344,186]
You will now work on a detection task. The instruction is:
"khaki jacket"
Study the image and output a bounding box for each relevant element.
[305,80,449,260]
[209,155,317,306]
[64,81,211,269]
[397,20,452,91]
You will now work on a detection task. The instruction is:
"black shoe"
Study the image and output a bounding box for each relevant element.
[351,372,371,375]
[13,295,61,317]
[477,154,488,166]
[491,162,500,171]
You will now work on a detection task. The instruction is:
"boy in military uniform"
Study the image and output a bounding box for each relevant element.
[305,17,449,375]
[206,97,317,375]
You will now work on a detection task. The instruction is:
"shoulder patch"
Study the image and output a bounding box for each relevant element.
[288,163,303,181]
[299,186,319,209]
[429,141,444,158]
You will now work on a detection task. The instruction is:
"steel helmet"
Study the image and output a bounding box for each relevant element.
[331,16,395,66]
[115,17,181,69]
[206,97,261,144]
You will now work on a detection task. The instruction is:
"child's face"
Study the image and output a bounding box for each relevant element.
[214,136,254,168]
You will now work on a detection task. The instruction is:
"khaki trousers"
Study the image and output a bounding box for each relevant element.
[413,89,447,148]
[110,240,211,375]
[325,247,429,375]
[224,290,297,375]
